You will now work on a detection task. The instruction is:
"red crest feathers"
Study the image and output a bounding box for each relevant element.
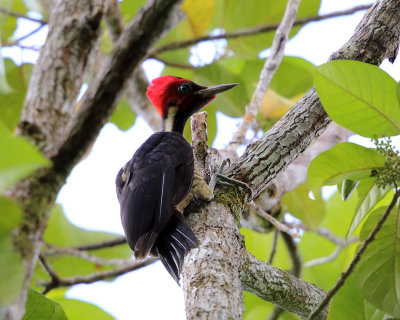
[146,76,188,117]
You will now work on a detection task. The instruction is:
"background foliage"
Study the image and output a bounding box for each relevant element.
[1,0,400,319]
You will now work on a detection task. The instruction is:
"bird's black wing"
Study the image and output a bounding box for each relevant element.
[116,132,194,260]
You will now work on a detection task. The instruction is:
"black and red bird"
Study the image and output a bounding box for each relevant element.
[115,76,237,282]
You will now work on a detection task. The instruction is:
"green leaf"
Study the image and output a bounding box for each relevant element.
[354,206,400,317]
[300,191,359,290]
[314,60,400,137]
[307,142,385,197]
[42,205,131,279]
[347,179,392,237]
[0,234,24,304]
[396,81,400,105]
[193,64,246,117]
[181,0,214,37]
[23,290,67,320]
[0,195,24,304]
[52,298,114,320]
[109,99,136,131]
[270,56,314,98]
[282,183,325,228]
[0,195,22,232]
[217,0,320,58]
[0,47,12,94]
[120,0,146,23]
[0,121,51,192]
[0,60,34,130]
[342,179,359,201]
[328,274,393,320]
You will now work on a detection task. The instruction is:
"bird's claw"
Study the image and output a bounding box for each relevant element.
[208,158,252,198]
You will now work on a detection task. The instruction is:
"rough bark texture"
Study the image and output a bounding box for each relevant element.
[241,123,352,232]
[19,1,103,154]
[228,0,400,199]
[240,253,327,320]
[5,1,104,319]
[6,0,183,318]
[182,202,245,319]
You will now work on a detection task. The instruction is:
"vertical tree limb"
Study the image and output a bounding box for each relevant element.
[5,1,104,319]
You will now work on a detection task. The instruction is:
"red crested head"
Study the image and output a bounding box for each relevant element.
[146,75,238,132]
[146,76,197,117]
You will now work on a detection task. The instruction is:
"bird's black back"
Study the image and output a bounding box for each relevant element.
[116,131,198,282]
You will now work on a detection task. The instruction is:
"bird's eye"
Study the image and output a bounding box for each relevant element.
[178,83,191,95]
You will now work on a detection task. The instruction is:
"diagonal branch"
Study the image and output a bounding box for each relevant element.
[227,0,400,199]
[43,244,131,266]
[38,256,158,294]
[228,0,302,151]
[0,7,47,24]
[69,236,127,251]
[240,251,328,320]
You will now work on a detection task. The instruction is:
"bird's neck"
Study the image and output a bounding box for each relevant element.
[161,106,187,134]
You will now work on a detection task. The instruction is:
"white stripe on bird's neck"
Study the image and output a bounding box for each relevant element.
[162,106,178,132]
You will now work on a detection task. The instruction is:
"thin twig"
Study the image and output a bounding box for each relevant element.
[38,254,59,281]
[251,202,298,238]
[285,222,359,247]
[38,254,61,295]
[268,230,279,264]
[282,231,302,277]
[0,7,47,24]
[307,189,400,320]
[5,24,45,46]
[150,4,371,56]
[304,237,359,268]
[43,244,131,266]
[69,237,127,251]
[38,257,158,293]
[304,247,342,268]
[227,0,302,152]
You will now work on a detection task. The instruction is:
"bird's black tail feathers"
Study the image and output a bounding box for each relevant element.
[151,211,198,283]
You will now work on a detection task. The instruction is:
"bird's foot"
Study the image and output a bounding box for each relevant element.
[208,159,252,199]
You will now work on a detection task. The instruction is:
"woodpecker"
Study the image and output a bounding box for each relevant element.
[116,76,237,282]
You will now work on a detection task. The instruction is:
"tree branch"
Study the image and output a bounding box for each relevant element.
[0,7,47,24]
[150,4,372,56]
[228,0,400,199]
[38,257,158,294]
[4,25,46,47]
[307,190,400,320]
[228,0,302,151]
[241,123,352,234]
[240,251,328,320]
[69,236,127,251]
[43,244,131,266]
[267,231,303,320]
